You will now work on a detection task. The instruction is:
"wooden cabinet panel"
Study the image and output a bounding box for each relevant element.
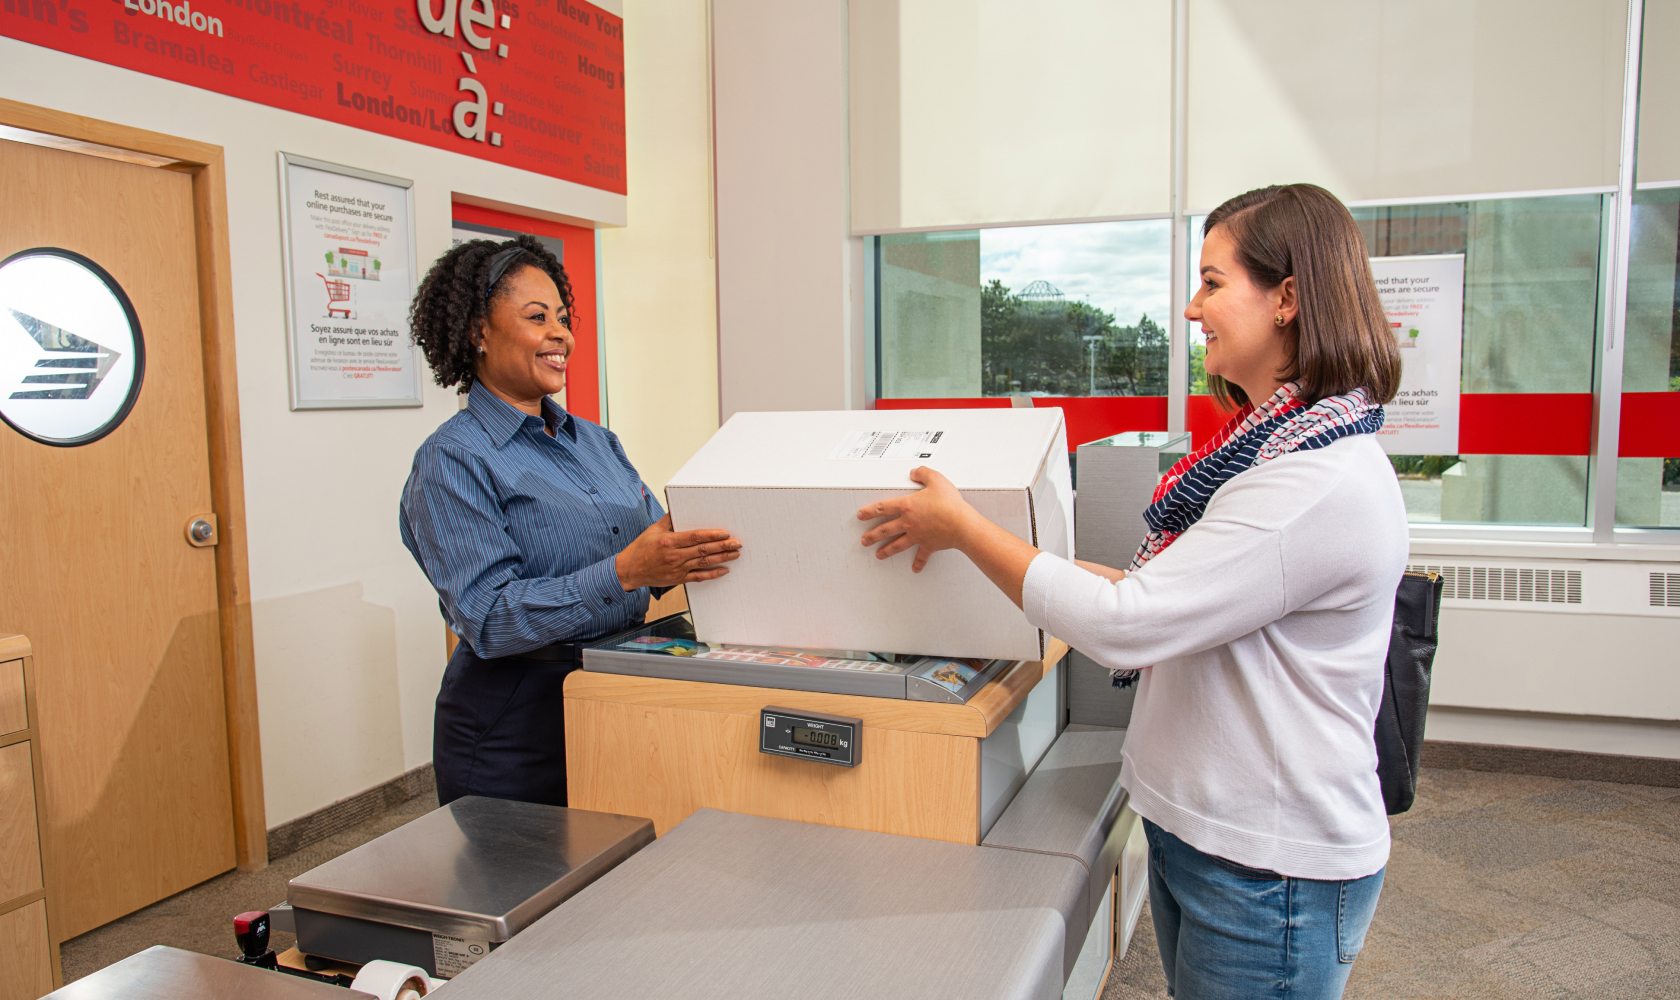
[0,901,54,1000]
[0,660,23,737]
[566,695,982,844]
[0,742,43,905]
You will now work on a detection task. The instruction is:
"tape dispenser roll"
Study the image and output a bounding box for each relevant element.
[350,960,432,1000]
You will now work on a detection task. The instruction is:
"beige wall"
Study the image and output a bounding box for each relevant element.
[600,0,720,495]
[713,0,868,418]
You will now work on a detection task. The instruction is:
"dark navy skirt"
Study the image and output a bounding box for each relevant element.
[433,642,580,808]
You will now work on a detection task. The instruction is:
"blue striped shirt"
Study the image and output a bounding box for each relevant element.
[399,381,665,658]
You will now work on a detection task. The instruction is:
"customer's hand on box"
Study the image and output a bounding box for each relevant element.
[856,467,980,573]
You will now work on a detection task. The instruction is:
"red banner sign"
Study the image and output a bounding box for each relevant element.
[3,0,627,194]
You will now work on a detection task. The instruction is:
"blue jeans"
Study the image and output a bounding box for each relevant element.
[1143,819,1384,999]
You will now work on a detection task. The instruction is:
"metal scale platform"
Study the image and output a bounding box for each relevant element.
[284,797,654,979]
[581,612,1010,703]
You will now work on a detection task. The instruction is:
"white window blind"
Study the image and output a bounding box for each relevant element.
[1186,0,1629,211]
[1639,0,1680,186]
[849,0,1171,234]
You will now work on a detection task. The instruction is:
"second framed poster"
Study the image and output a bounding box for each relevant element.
[1371,254,1465,455]
[279,153,421,409]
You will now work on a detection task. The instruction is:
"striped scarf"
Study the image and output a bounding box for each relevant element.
[1111,381,1385,686]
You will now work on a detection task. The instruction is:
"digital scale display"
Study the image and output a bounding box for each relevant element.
[761,707,860,767]
[791,726,840,749]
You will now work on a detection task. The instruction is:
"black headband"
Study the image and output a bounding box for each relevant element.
[483,245,525,306]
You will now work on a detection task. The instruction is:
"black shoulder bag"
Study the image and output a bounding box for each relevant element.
[1375,570,1446,815]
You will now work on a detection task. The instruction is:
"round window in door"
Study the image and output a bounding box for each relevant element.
[0,247,145,447]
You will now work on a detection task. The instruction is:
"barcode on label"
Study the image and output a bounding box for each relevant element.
[830,429,947,461]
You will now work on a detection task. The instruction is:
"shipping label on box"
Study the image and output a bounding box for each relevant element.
[666,409,1072,661]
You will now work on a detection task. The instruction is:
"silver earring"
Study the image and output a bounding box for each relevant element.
[477,345,487,354]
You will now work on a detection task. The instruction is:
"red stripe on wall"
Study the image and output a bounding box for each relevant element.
[1620,392,1680,459]
[876,391,1680,458]
[451,203,600,424]
[1456,393,1594,456]
[1031,397,1169,449]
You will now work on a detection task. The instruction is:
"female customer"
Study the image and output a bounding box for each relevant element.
[859,185,1406,998]
[400,235,741,808]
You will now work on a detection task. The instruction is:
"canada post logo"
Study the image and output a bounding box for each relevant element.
[0,249,145,447]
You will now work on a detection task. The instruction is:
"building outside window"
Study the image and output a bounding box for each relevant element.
[877,222,1171,401]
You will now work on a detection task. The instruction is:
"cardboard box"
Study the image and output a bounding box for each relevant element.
[666,409,1073,660]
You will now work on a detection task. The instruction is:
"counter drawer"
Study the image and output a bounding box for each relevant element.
[0,742,44,904]
[0,900,54,1000]
[0,660,24,738]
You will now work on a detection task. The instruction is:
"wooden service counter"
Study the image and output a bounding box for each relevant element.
[564,638,1069,845]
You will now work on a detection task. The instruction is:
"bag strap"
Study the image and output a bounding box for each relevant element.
[1400,570,1444,639]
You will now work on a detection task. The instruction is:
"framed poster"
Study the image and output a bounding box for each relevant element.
[1370,254,1466,455]
[279,153,421,410]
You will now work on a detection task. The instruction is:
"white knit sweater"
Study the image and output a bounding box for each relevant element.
[1022,435,1408,879]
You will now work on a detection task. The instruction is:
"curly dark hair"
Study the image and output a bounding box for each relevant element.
[408,233,575,392]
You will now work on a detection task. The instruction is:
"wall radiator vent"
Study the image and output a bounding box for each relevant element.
[1651,572,1680,609]
[1409,564,1583,605]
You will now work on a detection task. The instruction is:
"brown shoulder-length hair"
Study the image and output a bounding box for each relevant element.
[1202,184,1400,408]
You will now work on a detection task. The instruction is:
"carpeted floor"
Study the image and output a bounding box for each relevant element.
[1100,767,1680,999]
[60,766,1680,998]
[58,793,436,984]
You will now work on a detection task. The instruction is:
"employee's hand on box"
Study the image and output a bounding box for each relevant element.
[857,466,981,573]
[616,514,742,590]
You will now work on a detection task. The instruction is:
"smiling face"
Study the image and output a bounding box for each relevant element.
[1185,225,1296,405]
[473,264,573,416]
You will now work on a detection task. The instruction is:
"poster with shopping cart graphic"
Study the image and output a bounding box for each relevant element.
[280,153,421,409]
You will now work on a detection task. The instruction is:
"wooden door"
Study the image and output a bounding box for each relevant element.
[0,139,236,938]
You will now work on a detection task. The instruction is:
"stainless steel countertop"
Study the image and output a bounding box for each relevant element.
[982,723,1129,960]
[40,947,374,1000]
[287,796,653,940]
[441,809,1087,1000]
